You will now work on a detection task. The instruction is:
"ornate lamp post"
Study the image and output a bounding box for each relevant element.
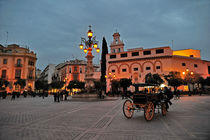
[105,72,116,92]
[79,25,100,90]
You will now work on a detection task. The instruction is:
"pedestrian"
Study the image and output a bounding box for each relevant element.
[57,92,60,102]
[53,92,57,102]
[11,92,16,100]
[164,87,173,110]
[64,90,68,101]
[60,91,63,101]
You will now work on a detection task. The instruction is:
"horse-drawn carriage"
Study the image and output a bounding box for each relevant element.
[123,83,172,121]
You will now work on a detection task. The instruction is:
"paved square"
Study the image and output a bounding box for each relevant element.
[0,95,210,140]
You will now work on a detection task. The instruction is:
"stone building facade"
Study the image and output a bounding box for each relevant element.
[106,32,210,92]
[0,44,37,92]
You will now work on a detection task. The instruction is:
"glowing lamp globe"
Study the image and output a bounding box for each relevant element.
[84,48,88,53]
[96,48,100,53]
[87,30,93,38]
[79,44,84,50]
[93,43,97,48]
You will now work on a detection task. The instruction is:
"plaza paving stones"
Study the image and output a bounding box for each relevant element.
[0,95,210,140]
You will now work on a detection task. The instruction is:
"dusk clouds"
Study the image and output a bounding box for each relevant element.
[0,0,210,70]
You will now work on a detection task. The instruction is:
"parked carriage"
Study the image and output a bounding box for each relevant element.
[123,83,170,121]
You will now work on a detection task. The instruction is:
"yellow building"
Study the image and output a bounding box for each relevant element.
[0,44,37,93]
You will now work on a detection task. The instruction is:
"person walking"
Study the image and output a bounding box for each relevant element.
[53,92,57,102]
[11,92,16,100]
[57,92,60,102]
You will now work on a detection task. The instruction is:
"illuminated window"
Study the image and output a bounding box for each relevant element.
[182,63,186,66]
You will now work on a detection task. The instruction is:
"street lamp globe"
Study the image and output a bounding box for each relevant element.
[80,44,84,50]
[96,48,100,53]
[84,48,87,53]
[93,43,98,49]
[87,30,93,38]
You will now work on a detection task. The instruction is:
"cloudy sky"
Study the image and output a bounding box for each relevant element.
[0,0,210,70]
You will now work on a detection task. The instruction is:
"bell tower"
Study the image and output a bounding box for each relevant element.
[110,32,124,53]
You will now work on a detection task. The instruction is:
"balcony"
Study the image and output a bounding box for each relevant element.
[15,64,23,67]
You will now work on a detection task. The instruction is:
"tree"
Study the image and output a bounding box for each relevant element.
[14,79,26,90]
[0,79,9,90]
[50,80,64,89]
[197,77,205,90]
[35,80,49,92]
[67,80,85,92]
[164,71,183,92]
[145,73,163,85]
[184,72,200,92]
[100,37,108,93]
[111,80,120,94]
[205,77,210,86]
[119,78,132,93]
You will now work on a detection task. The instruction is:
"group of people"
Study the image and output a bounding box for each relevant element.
[53,90,68,102]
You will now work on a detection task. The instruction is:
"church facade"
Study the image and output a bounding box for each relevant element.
[106,32,210,92]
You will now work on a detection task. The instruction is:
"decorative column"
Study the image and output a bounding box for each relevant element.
[79,25,100,91]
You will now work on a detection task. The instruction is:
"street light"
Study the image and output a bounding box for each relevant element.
[105,72,116,93]
[79,25,100,90]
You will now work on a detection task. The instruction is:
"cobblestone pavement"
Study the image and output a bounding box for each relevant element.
[0,95,210,140]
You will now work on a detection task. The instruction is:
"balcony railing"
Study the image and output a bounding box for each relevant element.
[15,64,23,67]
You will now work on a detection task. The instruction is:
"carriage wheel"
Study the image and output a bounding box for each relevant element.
[161,103,167,116]
[123,100,134,119]
[144,101,154,121]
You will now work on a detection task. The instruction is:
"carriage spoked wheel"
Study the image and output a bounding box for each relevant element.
[144,101,155,121]
[161,103,167,116]
[123,100,134,119]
